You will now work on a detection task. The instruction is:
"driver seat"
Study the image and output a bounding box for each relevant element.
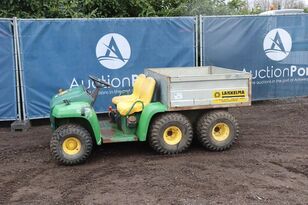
[112,74,146,105]
[116,77,156,116]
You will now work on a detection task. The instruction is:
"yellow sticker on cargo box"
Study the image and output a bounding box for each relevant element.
[212,90,248,104]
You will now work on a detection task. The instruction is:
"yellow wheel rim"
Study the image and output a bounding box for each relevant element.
[62,137,81,155]
[212,123,230,141]
[163,126,182,145]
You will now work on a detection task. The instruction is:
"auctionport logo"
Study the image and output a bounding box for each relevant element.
[263,28,292,61]
[96,33,131,70]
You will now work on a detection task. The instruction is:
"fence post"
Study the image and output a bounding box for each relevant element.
[11,17,30,131]
[199,15,203,67]
[12,18,21,121]
[195,16,199,67]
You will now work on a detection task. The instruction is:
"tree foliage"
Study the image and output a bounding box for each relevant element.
[0,0,253,18]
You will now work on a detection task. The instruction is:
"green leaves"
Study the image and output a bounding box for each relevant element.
[0,0,252,18]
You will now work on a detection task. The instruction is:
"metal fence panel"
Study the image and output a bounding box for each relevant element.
[202,15,308,100]
[19,17,196,119]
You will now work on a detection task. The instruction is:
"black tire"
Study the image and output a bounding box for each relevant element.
[196,110,239,151]
[148,112,193,154]
[50,124,93,165]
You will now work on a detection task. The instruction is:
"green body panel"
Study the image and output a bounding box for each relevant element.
[51,101,102,145]
[50,85,93,108]
[136,102,167,141]
[100,120,137,143]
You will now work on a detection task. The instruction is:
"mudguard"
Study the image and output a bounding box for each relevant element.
[51,102,102,145]
[136,102,167,141]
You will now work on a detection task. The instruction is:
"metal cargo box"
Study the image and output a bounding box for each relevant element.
[145,66,251,111]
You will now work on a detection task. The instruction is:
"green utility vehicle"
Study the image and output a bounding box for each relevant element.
[50,66,251,165]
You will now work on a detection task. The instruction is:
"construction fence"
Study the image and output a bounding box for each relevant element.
[1,15,308,121]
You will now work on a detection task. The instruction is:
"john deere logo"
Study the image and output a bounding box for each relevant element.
[96,33,131,70]
[263,28,292,61]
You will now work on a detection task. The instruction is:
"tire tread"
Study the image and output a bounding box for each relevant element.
[149,113,193,154]
[196,110,239,151]
[50,123,93,165]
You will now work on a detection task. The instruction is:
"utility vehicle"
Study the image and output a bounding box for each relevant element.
[50,66,251,165]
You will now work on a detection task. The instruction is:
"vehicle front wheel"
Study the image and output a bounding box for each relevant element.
[50,124,93,165]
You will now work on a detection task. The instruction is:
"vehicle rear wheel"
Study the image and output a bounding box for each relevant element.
[196,110,239,151]
[50,123,93,165]
[149,112,193,154]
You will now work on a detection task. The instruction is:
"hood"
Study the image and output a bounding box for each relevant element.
[50,86,93,109]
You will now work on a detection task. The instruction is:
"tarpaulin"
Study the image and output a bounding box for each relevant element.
[0,20,17,120]
[202,15,308,100]
[19,17,195,118]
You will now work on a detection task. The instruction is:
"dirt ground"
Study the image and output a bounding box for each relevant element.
[0,98,308,205]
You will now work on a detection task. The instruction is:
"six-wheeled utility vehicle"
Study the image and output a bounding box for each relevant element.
[50,66,251,165]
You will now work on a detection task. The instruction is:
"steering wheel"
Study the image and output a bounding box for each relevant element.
[89,75,112,87]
